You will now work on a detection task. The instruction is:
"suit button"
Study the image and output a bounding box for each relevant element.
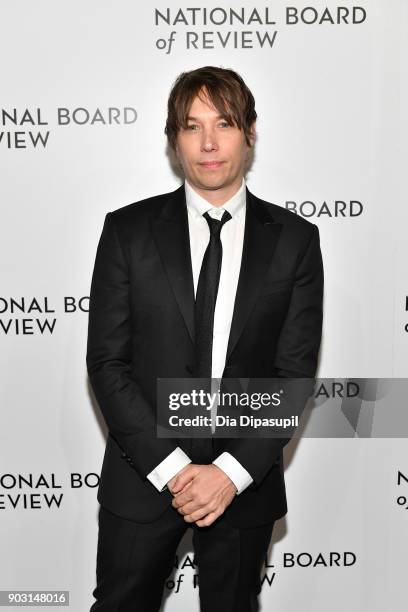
[185,364,193,374]
[121,452,127,459]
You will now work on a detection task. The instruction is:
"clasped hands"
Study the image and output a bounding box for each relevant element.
[167,464,237,527]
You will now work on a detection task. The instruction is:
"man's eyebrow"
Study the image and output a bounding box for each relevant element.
[186,114,228,121]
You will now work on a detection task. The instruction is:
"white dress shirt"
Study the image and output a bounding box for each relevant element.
[146,177,254,495]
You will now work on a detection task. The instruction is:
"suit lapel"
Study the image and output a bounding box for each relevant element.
[151,183,283,361]
[225,187,283,361]
[151,184,196,345]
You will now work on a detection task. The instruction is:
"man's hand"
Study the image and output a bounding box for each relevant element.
[168,464,237,527]
[167,463,193,496]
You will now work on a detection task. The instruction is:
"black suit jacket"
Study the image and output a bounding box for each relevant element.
[86,183,324,528]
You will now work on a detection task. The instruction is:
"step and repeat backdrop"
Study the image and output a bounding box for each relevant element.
[1,1,407,610]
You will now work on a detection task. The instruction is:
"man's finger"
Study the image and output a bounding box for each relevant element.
[194,510,220,527]
[171,465,199,493]
[172,480,194,507]
[182,503,216,523]
[176,496,209,516]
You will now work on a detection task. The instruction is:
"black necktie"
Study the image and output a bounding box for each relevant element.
[194,209,232,380]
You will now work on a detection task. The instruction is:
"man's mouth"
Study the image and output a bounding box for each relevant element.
[199,161,224,169]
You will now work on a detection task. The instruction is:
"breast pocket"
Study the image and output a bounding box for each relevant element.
[257,278,294,297]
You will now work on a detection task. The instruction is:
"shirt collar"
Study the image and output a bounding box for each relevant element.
[184,177,246,220]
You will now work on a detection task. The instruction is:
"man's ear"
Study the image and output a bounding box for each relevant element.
[248,120,257,147]
[173,141,184,171]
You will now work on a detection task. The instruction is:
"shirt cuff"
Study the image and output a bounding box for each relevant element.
[212,452,253,495]
[146,447,192,492]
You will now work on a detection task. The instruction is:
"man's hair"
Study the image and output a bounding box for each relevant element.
[165,65,257,151]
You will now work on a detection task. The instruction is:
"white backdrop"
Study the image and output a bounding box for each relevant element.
[1,1,407,610]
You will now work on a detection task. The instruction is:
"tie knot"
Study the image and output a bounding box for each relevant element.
[203,210,232,237]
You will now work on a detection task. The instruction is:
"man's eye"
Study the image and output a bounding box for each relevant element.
[219,121,230,128]
[186,124,198,131]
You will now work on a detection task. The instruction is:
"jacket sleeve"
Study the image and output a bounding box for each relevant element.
[86,212,178,481]
[220,223,324,490]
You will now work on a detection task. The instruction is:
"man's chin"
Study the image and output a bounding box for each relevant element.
[193,175,231,191]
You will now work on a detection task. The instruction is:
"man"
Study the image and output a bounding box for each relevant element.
[87,66,323,611]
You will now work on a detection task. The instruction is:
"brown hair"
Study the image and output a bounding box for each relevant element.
[165,66,257,151]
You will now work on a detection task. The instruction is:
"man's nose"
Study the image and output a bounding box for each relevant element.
[201,128,219,152]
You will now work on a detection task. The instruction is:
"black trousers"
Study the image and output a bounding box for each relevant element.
[90,502,274,612]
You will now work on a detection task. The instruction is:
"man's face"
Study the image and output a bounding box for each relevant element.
[174,90,255,202]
